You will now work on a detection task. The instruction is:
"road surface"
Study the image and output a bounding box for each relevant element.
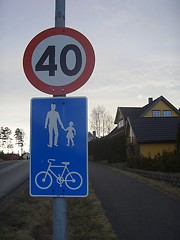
[0,160,29,200]
[89,162,180,240]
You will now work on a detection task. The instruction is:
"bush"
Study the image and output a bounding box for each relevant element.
[127,150,180,173]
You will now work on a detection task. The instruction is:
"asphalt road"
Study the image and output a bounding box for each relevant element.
[0,160,29,200]
[89,162,180,240]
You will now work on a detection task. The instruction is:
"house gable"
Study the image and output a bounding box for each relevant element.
[140,96,180,117]
[114,96,180,128]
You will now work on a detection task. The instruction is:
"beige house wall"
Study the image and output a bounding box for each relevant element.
[140,142,176,158]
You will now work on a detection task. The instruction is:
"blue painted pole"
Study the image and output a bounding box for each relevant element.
[53,1,67,240]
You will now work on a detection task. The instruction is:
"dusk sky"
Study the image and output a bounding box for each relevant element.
[0,0,180,152]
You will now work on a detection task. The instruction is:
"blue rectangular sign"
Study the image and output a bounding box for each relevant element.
[30,97,88,197]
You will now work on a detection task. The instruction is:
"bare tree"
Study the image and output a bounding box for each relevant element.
[90,105,114,137]
[14,128,25,155]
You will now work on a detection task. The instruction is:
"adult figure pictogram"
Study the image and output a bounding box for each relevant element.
[45,103,64,147]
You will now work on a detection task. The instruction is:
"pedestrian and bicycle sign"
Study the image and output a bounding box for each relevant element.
[30,97,88,197]
[23,27,95,95]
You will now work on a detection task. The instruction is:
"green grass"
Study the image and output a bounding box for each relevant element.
[0,186,117,240]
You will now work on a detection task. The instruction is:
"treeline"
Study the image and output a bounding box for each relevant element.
[0,127,26,155]
[0,151,21,161]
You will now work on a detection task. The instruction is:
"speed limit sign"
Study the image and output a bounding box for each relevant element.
[23,27,95,95]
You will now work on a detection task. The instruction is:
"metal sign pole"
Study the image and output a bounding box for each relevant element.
[53,195,67,240]
[55,0,65,27]
[53,1,67,240]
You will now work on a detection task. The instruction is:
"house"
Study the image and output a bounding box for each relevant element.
[22,152,30,160]
[113,96,180,158]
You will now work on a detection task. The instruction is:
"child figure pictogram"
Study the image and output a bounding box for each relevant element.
[65,121,76,146]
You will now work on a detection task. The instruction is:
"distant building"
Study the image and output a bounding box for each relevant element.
[88,131,97,142]
[22,152,30,160]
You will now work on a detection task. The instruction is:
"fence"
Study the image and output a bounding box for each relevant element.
[126,168,180,187]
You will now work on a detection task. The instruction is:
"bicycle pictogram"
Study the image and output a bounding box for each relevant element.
[35,159,83,190]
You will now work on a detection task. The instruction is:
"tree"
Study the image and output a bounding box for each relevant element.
[0,127,12,150]
[7,139,13,153]
[90,105,114,138]
[14,128,25,155]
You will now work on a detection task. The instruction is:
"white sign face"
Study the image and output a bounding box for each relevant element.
[23,27,95,95]
[32,35,86,86]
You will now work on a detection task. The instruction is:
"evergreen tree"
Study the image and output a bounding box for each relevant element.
[0,127,12,150]
[14,128,25,155]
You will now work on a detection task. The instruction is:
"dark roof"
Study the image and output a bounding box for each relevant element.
[128,117,180,143]
[108,126,125,137]
[119,107,142,118]
[114,107,142,123]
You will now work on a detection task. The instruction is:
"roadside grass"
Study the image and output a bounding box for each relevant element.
[0,185,117,240]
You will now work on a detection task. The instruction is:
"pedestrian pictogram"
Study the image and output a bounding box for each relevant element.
[65,121,76,147]
[30,97,88,197]
[45,102,65,147]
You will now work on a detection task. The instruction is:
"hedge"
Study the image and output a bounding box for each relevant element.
[88,134,126,163]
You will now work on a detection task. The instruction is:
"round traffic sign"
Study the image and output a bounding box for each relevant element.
[23,27,95,95]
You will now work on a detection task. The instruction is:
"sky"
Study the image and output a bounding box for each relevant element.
[0,0,180,152]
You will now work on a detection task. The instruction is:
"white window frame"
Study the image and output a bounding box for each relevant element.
[152,110,161,117]
[163,110,172,117]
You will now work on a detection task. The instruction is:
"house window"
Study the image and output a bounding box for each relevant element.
[163,110,172,117]
[118,120,124,128]
[152,110,161,117]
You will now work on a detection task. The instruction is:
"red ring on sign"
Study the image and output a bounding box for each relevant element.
[23,27,95,95]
